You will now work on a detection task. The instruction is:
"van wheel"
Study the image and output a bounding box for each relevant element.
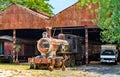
[101,62,104,64]
[114,61,117,65]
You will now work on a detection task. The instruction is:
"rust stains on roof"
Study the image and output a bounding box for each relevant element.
[0,2,99,30]
[0,3,50,30]
[51,2,98,28]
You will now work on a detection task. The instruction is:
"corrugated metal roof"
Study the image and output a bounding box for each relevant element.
[0,2,98,30]
[0,3,50,30]
[51,2,98,28]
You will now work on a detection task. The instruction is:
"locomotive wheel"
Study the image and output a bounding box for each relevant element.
[70,55,75,67]
[65,60,70,67]
[63,55,75,67]
[49,66,54,71]
[62,65,66,71]
[35,64,39,69]
[64,55,71,67]
[30,63,34,69]
[114,60,117,65]
[70,58,75,67]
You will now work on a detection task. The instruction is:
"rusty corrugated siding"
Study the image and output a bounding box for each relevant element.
[0,2,99,30]
[51,2,98,28]
[4,42,13,55]
[0,3,50,30]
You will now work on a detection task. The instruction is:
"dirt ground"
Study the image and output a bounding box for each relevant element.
[76,61,120,77]
[0,61,120,77]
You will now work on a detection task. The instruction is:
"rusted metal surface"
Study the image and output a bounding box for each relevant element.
[0,35,36,57]
[37,37,69,56]
[4,42,13,55]
[0,2,98,30]
[0,3,50,30]
[51,2,98,28]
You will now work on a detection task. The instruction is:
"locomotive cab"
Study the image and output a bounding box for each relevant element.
[55,34,85,66]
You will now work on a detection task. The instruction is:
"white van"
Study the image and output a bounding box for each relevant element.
[100,45,118,64]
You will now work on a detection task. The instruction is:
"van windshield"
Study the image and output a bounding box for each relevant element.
[101,50,114,55]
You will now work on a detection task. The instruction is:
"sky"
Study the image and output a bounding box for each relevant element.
[48,0,78,14]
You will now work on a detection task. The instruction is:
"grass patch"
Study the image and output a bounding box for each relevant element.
[0,63,101,77]
[0,63,29,70]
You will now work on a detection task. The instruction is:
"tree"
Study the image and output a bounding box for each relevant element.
[15,44,21,63]
[78,0,120,44]
[0,0,53,15]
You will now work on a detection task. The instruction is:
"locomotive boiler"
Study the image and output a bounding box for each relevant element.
[37,37,69,58]
[28,32,69,71]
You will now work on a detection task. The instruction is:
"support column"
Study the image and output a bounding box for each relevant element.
[13,29,16,63]
[85,26,88,65]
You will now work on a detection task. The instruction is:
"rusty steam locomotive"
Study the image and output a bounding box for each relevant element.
[28,32,69,71]
[28,32,101,71]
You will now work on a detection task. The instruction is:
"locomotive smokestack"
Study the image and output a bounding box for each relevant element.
[46,27,52,37]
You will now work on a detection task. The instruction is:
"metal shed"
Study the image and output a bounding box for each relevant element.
[50,2,100,64]
[0,3,50,30]
[51,2,98,28]
[0,3,51,62]
[0,2,100,64]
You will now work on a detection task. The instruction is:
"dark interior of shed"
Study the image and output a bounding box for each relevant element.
[0,29,45,40]
[0,28,101,43]
[0,28,101,62]
[52,27,101,43]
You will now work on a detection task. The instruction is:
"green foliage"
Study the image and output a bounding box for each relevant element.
[0,0,11,11]
[15,44,21,52]
[78,0,120,44]
[0,0,53,15]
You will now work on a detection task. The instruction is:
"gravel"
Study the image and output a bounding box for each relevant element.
[78,61,120,77]
[1,62,120,77]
